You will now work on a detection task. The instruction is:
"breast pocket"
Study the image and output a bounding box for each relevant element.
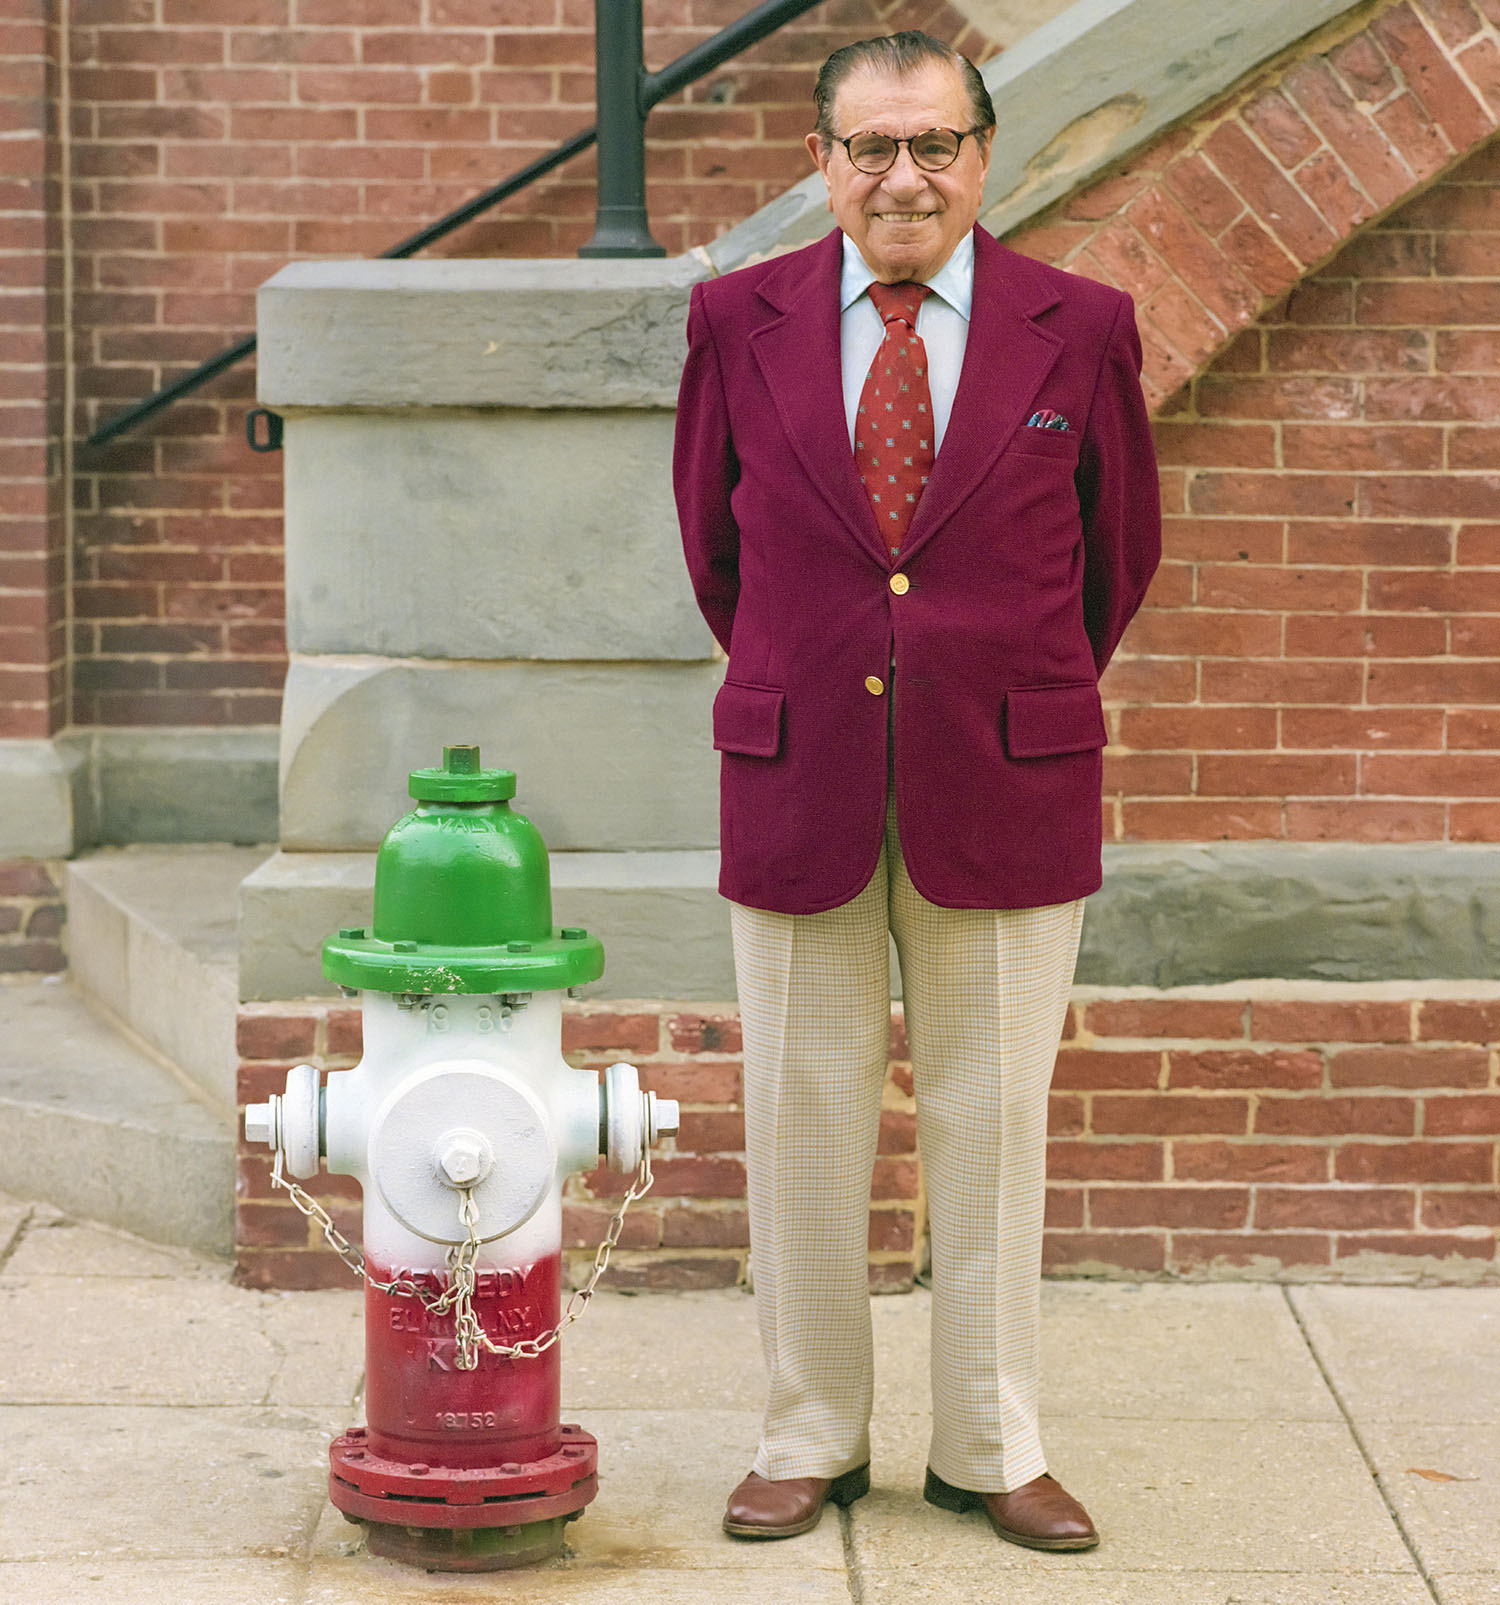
[713,680,785,758]
[1008,426,1081,462]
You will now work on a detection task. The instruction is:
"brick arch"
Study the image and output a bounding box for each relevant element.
[1000,0,1500,851]
[1008,0,1500,410]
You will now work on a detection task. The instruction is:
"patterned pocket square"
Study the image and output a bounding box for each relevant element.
[1026,409,1070,429]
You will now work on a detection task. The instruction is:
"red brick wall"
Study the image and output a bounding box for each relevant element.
[236,992,1498,1290]
[994,0,1500,844]
[1106,145,1500,845]
[51,0,991,733]
[0,858,65,972]
[1,0,67,738]
[1051,992,1498,1277]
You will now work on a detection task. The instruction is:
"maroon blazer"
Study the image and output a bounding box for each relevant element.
[673,225,1160,915]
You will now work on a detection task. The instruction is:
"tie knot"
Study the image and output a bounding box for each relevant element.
[868,280,929,328]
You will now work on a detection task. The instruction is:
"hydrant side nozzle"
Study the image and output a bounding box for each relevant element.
[600,1064,679,1172]
[602,1061,643,1175]
[282,1062,323,1179]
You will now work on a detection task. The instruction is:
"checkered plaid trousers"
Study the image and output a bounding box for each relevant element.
[730,793,1084,1493]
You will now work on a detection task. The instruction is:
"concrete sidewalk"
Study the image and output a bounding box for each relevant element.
[0,1193,1494,1605]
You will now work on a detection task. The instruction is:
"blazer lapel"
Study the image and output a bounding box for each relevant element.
[898,229,1065,565]
[749,231,890,563]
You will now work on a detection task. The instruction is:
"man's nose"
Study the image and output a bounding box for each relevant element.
[881,147,927,198]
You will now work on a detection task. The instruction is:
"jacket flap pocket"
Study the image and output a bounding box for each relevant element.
[713,680,785,757]
[1004,681,1106,758]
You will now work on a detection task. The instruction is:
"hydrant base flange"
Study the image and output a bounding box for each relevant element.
[329,1422,598,1525]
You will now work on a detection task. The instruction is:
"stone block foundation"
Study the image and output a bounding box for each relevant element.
[235,986,1499,1292]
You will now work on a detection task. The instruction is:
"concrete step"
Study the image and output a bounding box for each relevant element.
[0,980,233,1257]
[66,845,269,1112]
[238,846,740,1001]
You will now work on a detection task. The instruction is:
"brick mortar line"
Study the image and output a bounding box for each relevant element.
[1075,1044,1492,1056]
[1281,1283,1443,1602]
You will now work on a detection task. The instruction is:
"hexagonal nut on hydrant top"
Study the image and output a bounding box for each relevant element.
[436,1128,493,1189]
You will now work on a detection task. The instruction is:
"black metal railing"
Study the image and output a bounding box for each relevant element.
[86,0,826,448]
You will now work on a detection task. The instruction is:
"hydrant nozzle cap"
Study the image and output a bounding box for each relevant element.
[407,742,517,803]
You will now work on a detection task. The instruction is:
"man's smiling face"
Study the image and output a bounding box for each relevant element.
[805,58,992,285]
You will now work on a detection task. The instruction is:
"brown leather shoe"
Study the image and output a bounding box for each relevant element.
[722,1462,871,1539]
[924,1467,1099,1551]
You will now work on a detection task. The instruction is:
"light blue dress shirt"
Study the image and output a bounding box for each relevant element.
[839,228,975,453]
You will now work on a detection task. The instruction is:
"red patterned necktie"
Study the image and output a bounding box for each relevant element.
[854,281,935,558]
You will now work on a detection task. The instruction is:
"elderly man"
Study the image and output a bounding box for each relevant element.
[673,31,1160,1550]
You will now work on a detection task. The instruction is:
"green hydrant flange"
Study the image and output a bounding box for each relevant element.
[321,743,605,995]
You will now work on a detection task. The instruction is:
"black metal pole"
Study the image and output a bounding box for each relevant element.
[642,0,823,109]
[578,0,664,258]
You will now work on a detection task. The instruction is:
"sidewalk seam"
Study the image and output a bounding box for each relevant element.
[0,1204,33,1273]
[839,1504,866,1603]
[1281,1285,1441,1605]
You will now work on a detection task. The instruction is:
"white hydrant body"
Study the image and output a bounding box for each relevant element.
[326,990,598,1469]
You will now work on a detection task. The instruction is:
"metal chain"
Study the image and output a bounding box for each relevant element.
[269,1145,654,1366]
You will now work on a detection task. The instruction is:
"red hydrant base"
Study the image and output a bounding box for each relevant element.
[329,1421,599,1533]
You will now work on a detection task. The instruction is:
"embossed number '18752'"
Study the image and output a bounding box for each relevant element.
[440,1410,500,1430]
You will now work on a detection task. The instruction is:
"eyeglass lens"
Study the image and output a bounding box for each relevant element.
[847,129,962,173]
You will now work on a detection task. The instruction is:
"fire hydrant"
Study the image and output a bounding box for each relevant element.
[244,744,677,1572]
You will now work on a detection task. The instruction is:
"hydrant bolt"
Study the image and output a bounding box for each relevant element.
[244,1097,278,1148]
[435,1128,493,1189]
[647,1091,680,1142]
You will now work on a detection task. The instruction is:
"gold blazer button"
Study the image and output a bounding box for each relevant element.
[889,572,910,595]
[864,675,885,696]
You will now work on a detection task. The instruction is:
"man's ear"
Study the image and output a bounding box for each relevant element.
[804,132,834,210]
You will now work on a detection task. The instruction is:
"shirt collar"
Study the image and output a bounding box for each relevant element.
[839,227,975,321]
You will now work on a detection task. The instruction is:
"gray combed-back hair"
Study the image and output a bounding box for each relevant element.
[812,31,995,147]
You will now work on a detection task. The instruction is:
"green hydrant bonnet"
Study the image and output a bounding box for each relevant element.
[321,744,605,994]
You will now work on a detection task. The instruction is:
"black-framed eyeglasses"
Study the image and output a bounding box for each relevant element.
[833,126,985,175]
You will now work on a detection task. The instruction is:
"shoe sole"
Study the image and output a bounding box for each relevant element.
[923,1468,1100,1552]
[722,1463,871,1539]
